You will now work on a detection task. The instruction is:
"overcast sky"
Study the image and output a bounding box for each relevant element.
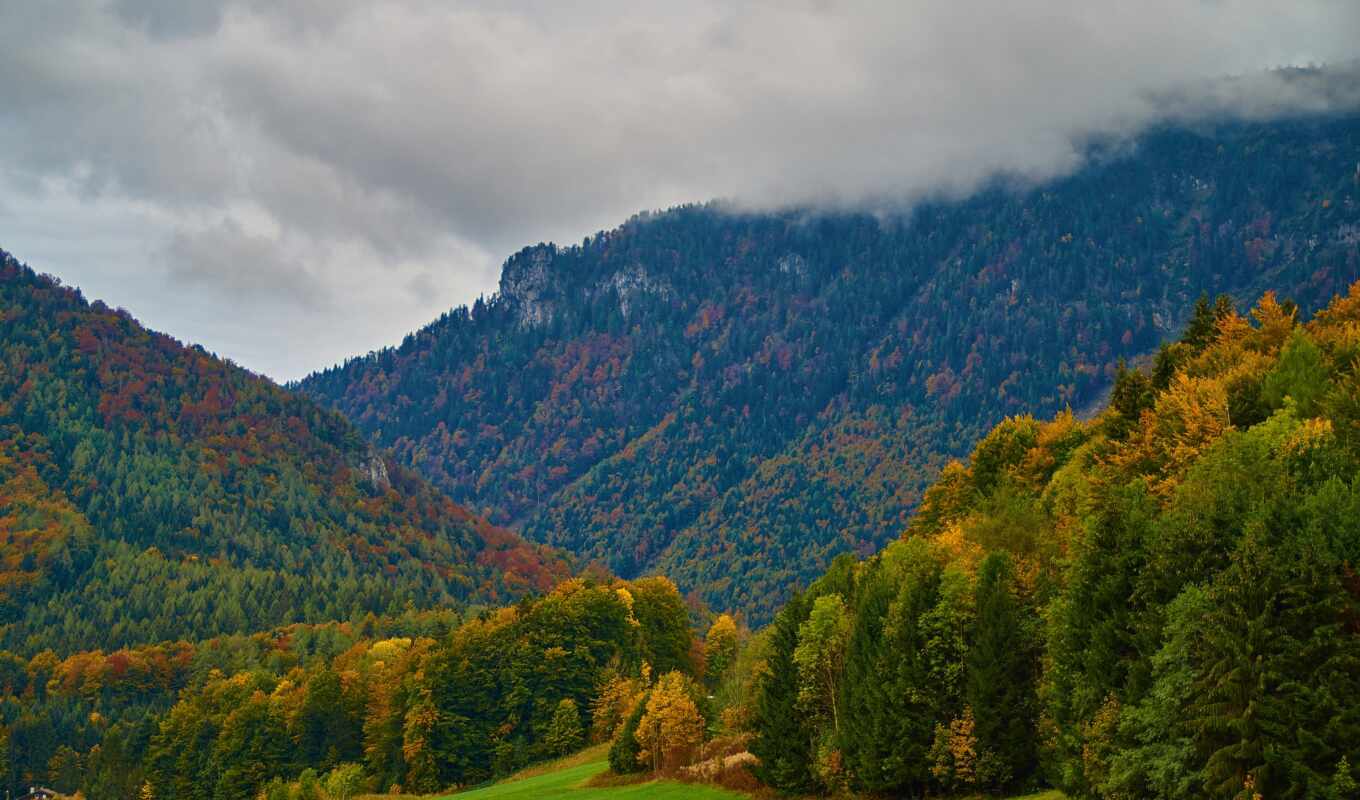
[2,1,1357,380]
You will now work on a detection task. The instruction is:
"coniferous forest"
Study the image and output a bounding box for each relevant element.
[303,115,1360,624]
[2,109,1359,799]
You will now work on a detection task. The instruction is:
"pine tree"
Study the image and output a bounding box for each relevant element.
[837,560,902,793]
[750,593,815,793]
[966,551,1039,792]
[608,692,649,774]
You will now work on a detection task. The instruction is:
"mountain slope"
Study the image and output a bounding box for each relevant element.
[748,283,1360,798]
[0,252,571,655]
[302,114,1360,621]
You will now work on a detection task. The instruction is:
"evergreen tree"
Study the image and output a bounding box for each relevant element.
[966,552,1039,792]
[750,593,815,793]
[608,692,649,774]
[544,699,584,757]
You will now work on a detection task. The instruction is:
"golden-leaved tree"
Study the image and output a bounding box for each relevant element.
[635,671,704,774]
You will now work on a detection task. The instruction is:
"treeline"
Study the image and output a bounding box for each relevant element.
[747,287,1360,798]
[0,252,570,657]
[0,610,466,797]
[303,114,1360,623]
[0,575,722,799]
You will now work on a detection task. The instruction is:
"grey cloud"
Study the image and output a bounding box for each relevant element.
[111,0,224,39]
[163,220,330,310]
[0,1,1357,380]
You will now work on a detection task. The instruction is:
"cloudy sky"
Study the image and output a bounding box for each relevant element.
[2,1,1357,380]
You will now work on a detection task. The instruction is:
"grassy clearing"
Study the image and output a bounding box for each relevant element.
[435,757,745,799]
[360,746,1065,800]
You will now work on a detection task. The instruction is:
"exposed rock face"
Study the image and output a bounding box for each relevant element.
[500,246,671,327]
[363,446,391,492]
[777,252,808,277]
[499,246,557,328]
[597,263,671,318]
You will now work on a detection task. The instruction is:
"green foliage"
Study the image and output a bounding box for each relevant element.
[302,116,1360,625]
[322,762,365,800]
[629,578,696,676]
[1105,360,1154,440]
[967,552,1039,793]
[792,594,851,733]
[1103,586,1208,799]
[1262,330,1330,416]
[840,542,949,794]
[749,282,1360,798]
[609,692,649,775]
[0,252,570,663]
[749,593,815,793]
[545,699,585,757]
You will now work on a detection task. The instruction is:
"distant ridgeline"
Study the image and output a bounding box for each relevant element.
[0,252,572,657]
[303,113,1360,623]
[747,284,1360,799]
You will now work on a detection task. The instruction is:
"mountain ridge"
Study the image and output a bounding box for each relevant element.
[0,251,572,656]
[303,113,1360,623]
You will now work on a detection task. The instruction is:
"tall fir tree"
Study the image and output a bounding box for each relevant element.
[966,552,1039,792]
[750,592,816,794]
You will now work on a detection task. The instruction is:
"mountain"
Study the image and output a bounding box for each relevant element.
[302,113,1360,622]
[748,283,1360,799]
[0,251,571,656]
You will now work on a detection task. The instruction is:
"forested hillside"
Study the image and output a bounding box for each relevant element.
[303,114,1360,621]
[23,284,1360,800]
[0,576,702,799]
[748,285,1360,798]
[0,251,570,657]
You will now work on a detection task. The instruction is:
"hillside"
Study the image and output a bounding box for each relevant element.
[747,285,1360,798]
[302,114,1360,621]
[0,251,571,656]
[0,574,699,799]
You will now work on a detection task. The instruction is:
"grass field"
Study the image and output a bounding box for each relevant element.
[437,757,744,799]
[414,745,1066,800]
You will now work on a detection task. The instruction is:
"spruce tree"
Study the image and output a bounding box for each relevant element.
[609,693,649,774]
[750,593,816,793]
[966,551,1039,792]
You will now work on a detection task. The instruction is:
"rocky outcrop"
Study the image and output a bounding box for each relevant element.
[361,445,390,492]
[499,246,557,328]
[596,263,671,318]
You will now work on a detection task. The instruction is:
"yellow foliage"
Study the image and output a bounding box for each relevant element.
[930,522,984,575]
[550,577,587,598]
[1282,416,1334,459]
[1310,280,1360,332]
[590,674,644,743]
[1109,373,1230,497]
[614,587,637,624]
[635,670,705,774]
[367,637,412,665]
[1248,290,1297,352]
[931,706,978,788]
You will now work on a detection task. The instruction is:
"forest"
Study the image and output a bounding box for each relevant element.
[9,283,1360,800]
[0,252,570,658]
[1,575,706,799]
[747,286,1360,798]
[302,114,1360,623]
[3,110,1360,798]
